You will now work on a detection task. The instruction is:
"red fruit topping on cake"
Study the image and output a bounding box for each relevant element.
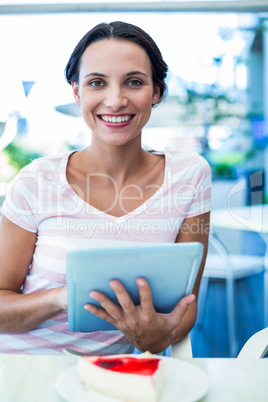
[94,355,160,375]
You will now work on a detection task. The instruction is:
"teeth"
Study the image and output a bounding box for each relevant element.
[100,115,132,123]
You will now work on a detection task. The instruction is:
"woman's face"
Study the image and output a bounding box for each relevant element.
[72,38,160,147]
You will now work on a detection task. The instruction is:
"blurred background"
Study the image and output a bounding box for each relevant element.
[1,1,268,188]
[1,0,268,357]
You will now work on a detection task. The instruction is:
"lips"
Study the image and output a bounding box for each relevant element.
[98,114,134,123]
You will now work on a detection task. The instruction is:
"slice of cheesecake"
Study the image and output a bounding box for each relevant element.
[78,352,165,401]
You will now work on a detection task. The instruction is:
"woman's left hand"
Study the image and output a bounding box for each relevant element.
[84,277,195,354]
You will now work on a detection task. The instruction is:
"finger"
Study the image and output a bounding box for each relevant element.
[109,280,137,316]
[88,290,123,321]
[84,303,117,326]
[169,294,196,324]
[136,277,154,313]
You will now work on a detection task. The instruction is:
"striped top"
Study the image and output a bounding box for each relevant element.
[1,149,211,355]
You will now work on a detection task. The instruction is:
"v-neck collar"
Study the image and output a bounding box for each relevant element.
[60,150,171,224]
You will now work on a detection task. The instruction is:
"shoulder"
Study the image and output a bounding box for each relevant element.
[10,151,73,186]
[19,151,73,174]
[5,151,74,197]
[165,149,210,172]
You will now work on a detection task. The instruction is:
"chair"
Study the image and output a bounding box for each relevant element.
[134,334,192,359]
[170,334,192,358]
[197,232,265,357]
[238,328,268,358]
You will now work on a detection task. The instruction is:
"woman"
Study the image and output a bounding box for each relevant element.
[0,21,211,355]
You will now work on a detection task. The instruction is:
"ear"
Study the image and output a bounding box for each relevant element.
[71,82,81,106]
[152,85,161,105]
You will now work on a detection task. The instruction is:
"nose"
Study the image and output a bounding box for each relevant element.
[103,85,128,111]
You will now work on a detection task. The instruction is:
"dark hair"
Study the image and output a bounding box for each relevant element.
[65,21,168,104]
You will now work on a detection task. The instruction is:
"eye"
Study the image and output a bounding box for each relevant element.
[127,79,142,87]
[89,80,105,87]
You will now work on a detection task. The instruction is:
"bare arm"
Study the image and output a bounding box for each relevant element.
[0,215,67,333]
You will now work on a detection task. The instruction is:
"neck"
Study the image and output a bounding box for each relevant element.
[78,138,148,186]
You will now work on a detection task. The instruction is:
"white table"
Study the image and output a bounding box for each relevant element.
[211,205,268,234]
[211,204,268,326]
[0,354,267,402]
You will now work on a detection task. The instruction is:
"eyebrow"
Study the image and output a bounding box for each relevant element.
[84,71,149,79]
[125,71,148,78]
[84,72,107,79]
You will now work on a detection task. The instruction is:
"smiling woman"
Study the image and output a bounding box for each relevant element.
[0,21,211,356]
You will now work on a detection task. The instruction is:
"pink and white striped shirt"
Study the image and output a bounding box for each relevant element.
[1,149,211,355]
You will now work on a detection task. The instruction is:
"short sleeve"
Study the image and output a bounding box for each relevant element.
[185,156,212,219]
[2,165,38,233]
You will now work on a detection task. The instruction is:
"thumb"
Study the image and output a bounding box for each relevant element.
[180,294,196,307]
[171,294,196,322]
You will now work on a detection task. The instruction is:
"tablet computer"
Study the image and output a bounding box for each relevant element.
[66,242,204,332]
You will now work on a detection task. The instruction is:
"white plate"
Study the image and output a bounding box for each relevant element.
[55,357,209,402]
